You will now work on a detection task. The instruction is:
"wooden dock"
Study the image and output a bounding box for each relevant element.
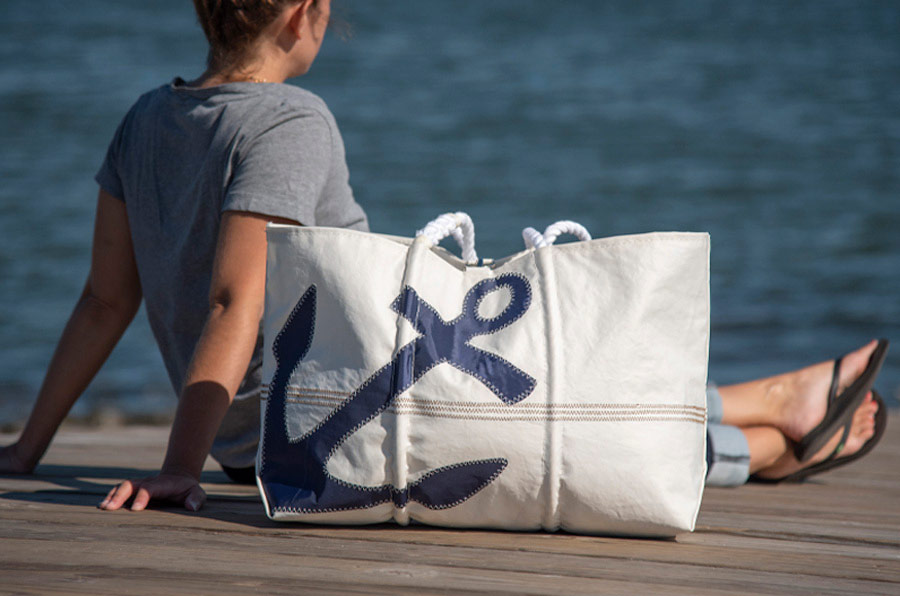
[1,417,898,595]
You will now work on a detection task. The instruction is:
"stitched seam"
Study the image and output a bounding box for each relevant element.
[398,273,533,336]
[415,458,508,510]
[264,384,708,413]
[473,283,516,323]
[261,285,316,473]
[272,495,393,515]
[317,354,446,468]
[392,274,534,405]
[272,457,510,514]
[389,413,706,423]
[271,276,536,507]
[271,399,705,423]
[261,385,349,397]
[276,398,707,414]
[265,392,706,415]
[274,395,708,411]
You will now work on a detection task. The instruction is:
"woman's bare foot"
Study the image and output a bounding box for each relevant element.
[719,339,880,442]
[753,394,878,480]
[772,340,879,443]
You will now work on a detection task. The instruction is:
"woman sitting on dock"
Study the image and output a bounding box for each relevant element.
[0,0,889,511]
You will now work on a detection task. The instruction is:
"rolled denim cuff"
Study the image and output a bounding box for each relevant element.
[706,422,751,487]
[706,382,723,424]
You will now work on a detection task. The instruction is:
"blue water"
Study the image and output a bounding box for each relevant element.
[1,0,898,424]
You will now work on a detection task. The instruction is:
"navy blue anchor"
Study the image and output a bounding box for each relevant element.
[260,274,535,514]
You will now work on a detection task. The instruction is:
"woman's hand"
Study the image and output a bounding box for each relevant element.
[0,443,33,475]
[99,472,206,512]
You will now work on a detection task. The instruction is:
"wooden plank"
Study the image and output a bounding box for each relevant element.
[0,522,892,595]
[1,414,898,594]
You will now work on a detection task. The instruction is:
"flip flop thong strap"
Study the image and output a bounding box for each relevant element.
[829,356,843,404]
[819,356,846,464]
[821,420,852,465]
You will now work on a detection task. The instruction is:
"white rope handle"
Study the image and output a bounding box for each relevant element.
[416,212,478,263]
[522,220,592,249]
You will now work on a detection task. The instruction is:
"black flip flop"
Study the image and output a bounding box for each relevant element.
[752,390,888,484]
[794,338,889,462]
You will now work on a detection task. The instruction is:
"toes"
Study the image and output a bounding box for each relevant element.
[842,405,878,455]
[851,405,871,426]
[858,424,875,441]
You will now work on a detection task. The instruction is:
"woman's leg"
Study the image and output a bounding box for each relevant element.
[716,340,879,442]
[743,426,790,473]
[705,340,882,486]
[706,386,790,486]
[706,403,878,486]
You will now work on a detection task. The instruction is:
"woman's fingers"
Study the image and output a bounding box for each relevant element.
[98,474,206,512]
[101,485,117,504]
[130,486,153,511]
[99,479,135,510]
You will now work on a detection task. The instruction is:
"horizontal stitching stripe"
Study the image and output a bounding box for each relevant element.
[277,408,705,424]
[282,399,705,414]
[391,412,706,423]
[262,392,705,413]
[260,395,705,424]
[281,394,706,410]
[263,384,706,413]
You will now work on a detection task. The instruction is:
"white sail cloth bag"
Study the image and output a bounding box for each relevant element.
[257,213,709,537]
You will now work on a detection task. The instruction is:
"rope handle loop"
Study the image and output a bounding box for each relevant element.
[416,212,478,263]
[522,220,592,249]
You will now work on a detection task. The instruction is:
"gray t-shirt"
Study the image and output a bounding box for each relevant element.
[95,79,368,467]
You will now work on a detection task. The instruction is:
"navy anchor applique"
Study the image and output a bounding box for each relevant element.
[260,274,535,514]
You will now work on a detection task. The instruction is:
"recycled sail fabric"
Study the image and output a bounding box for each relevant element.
[256,214,709,536]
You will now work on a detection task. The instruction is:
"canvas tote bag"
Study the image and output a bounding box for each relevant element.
[257,213,709,537]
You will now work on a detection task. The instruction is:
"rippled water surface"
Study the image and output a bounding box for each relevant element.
[1,0,898,423]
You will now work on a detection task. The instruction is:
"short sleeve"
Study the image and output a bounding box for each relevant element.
[94,116,128,200]
[222,110,333,225]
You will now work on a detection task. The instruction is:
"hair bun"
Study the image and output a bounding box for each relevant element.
[192,0,294,71]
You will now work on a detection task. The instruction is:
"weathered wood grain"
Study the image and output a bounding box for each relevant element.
[1,415,898,595]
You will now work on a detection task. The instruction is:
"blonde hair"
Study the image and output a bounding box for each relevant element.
[192,0,304,72]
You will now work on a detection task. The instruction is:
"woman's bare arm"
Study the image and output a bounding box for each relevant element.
[99,210,295,511]
[0,189,142,473]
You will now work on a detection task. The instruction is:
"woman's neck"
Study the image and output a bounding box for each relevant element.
[189,54,291,88]
[189,73,266,88]
[187,68,277,88]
